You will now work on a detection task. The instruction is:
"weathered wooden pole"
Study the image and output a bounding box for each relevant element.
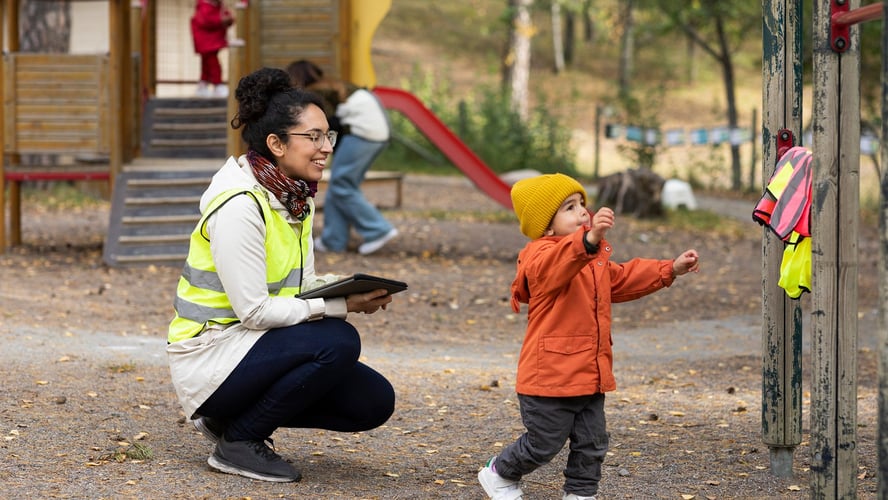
[878,2,888,496]
[760,0,804,478]
[226,1,250,158]
[810,0,860,497]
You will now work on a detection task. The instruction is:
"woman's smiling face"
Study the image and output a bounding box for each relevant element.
[272,103,332,182]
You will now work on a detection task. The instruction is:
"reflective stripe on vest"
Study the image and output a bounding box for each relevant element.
[752,146,812,241]
[168,188,311,343]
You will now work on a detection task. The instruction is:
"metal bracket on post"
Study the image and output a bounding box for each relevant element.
[830,0,851,53]
[776,129,795,159]
[830,1,885,53]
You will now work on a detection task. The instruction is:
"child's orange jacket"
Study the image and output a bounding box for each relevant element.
[510,228,675,397]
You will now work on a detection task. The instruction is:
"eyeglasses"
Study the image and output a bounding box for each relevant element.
[284,130,338,149]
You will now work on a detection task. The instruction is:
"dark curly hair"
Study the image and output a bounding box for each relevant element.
[230,67,325,160]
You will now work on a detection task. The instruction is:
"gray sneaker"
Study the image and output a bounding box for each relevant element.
[208,436,302,482]
[192,416,226,444]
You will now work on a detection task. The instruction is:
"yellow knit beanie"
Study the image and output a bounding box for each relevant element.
[511,173,587,239]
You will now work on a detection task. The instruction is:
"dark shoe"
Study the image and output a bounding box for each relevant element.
[208,436,301,482]
[192,416,226,444]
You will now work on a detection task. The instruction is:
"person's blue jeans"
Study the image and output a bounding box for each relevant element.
[197,318,396,441]
[320,134,392,251]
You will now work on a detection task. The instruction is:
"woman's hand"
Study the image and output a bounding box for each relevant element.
[345,288,393,314]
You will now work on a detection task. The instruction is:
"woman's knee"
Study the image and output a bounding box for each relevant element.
[318,319,361,362]
[357,378,396,430]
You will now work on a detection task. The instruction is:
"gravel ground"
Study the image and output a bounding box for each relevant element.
[0,174,881,499]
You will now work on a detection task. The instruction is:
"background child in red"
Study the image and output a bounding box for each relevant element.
[191,0,234,97]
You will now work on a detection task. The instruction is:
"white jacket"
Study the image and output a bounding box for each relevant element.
[166,155,347,418]
[336,88,390,142]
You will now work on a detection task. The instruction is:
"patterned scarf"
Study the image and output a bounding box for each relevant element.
[247,149,317,221]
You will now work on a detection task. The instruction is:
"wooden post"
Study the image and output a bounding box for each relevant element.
[226,1,250,159]
[108,0,130,180]
[0,5,6,250]
[810,0,860,497]
[6,0,18,52]
[760,0,803,478]
[877,2,888,497]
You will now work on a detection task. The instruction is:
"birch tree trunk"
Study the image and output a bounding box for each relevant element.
[551,0,564,74]
[503,0,533,120]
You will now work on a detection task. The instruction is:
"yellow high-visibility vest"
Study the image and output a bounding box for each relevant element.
[168,189,311,343]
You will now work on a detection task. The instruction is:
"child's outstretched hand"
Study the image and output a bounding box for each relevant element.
[673,249,700,277]
[586,207,615,245]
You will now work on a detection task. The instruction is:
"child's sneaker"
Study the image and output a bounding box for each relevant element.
[478,456,523,499]
[563,493,597,500]
[195,81,211,97]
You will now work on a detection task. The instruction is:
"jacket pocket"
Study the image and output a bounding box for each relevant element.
[536,335,599,388]
[543,335,597,355]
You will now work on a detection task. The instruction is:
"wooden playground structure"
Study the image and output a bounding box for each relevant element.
[2,0,888,496]
[0,0,390,250]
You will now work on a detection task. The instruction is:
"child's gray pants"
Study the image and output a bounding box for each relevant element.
[496,392,608,497]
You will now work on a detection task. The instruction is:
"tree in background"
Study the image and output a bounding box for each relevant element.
[551,0,598,71]
[502,0,534,120]
[859,12,883,175]
[655,1,760,191]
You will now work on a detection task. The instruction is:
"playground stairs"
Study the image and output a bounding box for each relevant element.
[103,158,217,266]
[140,97,227,159]
[107,97,227,265]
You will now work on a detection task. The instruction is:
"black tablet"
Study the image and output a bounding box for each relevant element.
[297,273,408,299]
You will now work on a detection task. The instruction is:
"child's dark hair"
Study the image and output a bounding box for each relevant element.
[230,67,325,160]
[285,59,324,88]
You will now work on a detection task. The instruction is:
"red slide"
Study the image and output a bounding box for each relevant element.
[373,86,513,210]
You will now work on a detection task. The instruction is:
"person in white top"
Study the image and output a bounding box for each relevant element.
[287,59,399,255]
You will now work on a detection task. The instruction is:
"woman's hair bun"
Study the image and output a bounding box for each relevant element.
[233,67,293,126]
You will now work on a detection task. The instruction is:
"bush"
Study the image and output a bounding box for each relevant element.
[381,66,578,177]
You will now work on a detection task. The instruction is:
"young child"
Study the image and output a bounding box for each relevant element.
[478,173,700,500]
[190,0,234,98]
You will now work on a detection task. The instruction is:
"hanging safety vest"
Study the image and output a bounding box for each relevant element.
[168,188,311,343]
[752,146,813,298]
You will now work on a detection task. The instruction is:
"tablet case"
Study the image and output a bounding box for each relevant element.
[297,273,408,299]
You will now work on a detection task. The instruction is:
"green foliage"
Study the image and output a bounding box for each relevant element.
[107,361,137,374]
[613,87,665,170]
[22,183,106,209]
[663,206,748,238]
[382,66,578,177]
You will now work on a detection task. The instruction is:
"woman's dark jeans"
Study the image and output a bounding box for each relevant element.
[197,318,395,441]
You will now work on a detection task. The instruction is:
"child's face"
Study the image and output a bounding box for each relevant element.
[546,192,588,237]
